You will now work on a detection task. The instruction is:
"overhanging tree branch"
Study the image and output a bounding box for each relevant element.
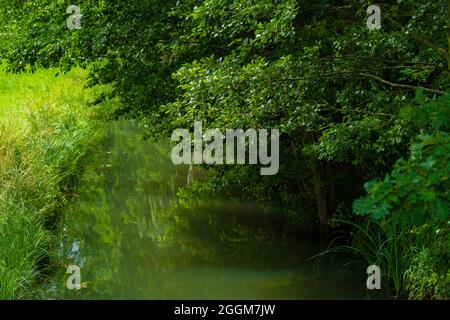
[358,73,445,95]
[284,70,445,94]
[385,15,450,69]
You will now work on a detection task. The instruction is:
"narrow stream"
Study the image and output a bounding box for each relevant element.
[45,119,367,299]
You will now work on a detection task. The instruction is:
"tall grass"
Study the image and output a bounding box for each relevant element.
[0,64,112,299]
[312,219,410,298]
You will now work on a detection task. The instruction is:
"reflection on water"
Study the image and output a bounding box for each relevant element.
[46,119,366,299]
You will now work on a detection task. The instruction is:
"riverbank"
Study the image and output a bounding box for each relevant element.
[0,65,113,299]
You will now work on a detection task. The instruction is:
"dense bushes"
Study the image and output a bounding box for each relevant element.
[406,245,449,300]
[348,93,450,298]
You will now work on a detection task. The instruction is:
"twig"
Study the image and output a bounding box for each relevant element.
[358,73,444,95]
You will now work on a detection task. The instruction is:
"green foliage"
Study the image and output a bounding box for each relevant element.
[405,244,450,300]
[354,93,450,227]
[3,1,449,207]
[352,93,449,299]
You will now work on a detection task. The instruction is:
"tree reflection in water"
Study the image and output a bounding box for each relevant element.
[46,119,365,300]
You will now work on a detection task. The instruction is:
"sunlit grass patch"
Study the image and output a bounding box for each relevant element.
[0,64,112,299]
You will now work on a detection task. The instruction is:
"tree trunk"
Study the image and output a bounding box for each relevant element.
[312,161,336,236]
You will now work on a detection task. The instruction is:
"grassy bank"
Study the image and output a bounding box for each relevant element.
[0,65,110,299]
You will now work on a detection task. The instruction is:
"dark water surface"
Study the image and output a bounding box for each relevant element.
[45,119,367,299]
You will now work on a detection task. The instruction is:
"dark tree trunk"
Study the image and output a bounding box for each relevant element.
[312,161,336,236]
